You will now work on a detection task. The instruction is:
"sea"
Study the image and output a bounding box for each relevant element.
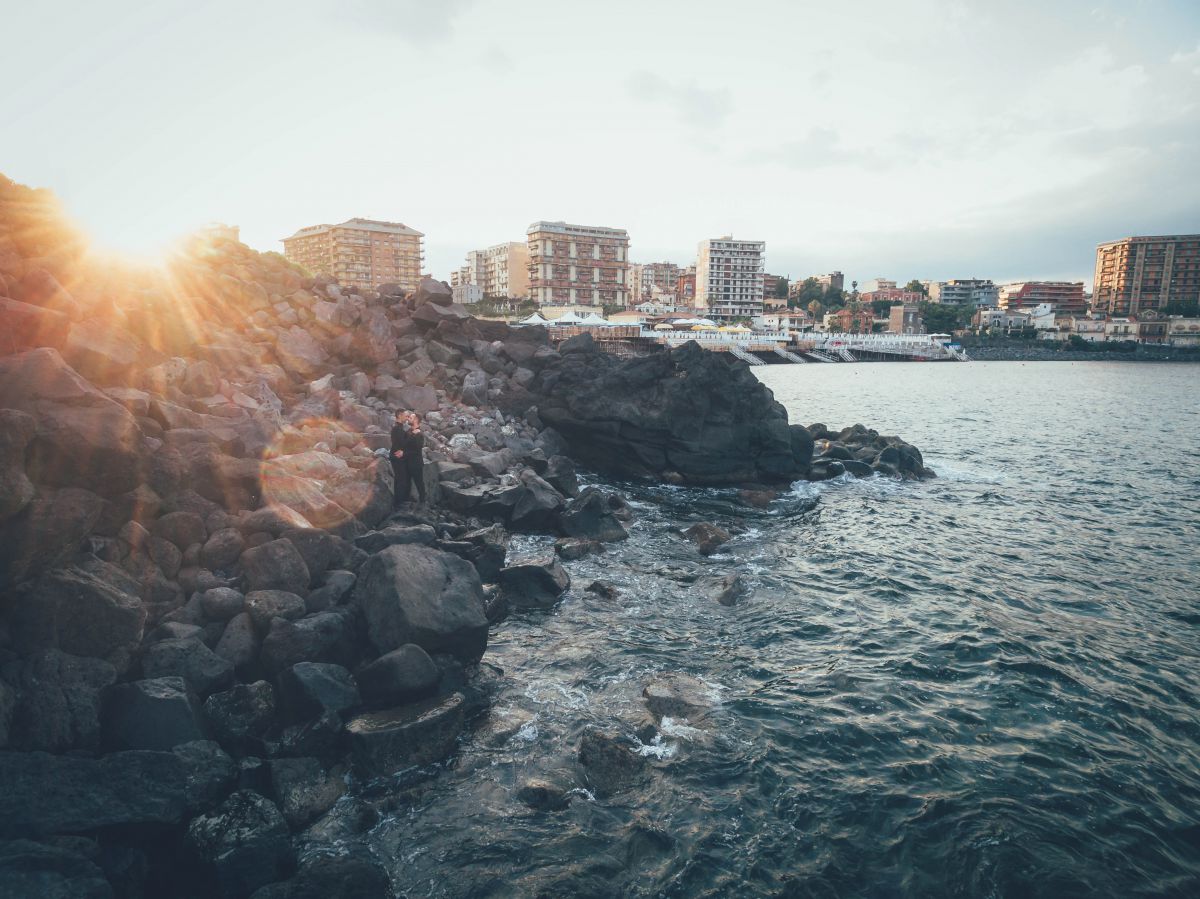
[361,360,1200,898]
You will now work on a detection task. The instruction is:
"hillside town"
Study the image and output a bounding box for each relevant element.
[271,221,1200,354]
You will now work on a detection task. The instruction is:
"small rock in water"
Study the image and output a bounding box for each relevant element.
[577,726,647,797]
[698,573,748,606]
[642,673,716,723]
[585,580,620,600]
[684,522,731,556]
[516,778,570,811]
[554,537,605,560]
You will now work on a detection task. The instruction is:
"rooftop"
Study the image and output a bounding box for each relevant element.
[282,218,424,241]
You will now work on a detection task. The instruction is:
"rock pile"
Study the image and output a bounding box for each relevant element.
[0,173,934,896]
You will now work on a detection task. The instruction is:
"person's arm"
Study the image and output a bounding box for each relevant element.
[390,427,405,459]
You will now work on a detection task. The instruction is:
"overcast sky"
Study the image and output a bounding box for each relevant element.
[3,0,1198,288]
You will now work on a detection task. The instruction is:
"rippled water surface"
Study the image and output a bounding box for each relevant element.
[367,361,1200,897]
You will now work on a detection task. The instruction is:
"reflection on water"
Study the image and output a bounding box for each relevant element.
[358,361,1200,897]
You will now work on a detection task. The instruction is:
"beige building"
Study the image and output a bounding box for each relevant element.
[452,242,530,300]
[1093,234,1200,316]
[282,218,424,293]
[527,221,630,307]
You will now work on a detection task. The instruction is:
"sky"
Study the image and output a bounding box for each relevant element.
[3,0,1198,289]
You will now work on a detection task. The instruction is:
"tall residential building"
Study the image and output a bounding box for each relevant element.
[451,242,530,300]
[526,221,630,307]
[998,281,1086,315]
[762,273,789,309]
[815,271,845,292]
[1093,234,1200,316]
[282,218,424,293]
[696,236,765,320]
[928,278,999,307]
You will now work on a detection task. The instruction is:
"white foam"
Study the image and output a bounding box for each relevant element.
[660,717,704,740]
[635,734,678,759]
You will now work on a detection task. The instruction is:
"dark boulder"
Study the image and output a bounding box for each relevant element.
[642,673,715,723]
[204,681,277,754]
[0,839,112,899]
[141,637,234,697]
[267,757,345,831]
[245,590,307,632]
[528,340,807,486]
[0,408,36,521]
[153,510,207,550]
[186,790,293,899]
[259,609,357,675]
[345,692,467,776]
[245,852,390,899]
[355,545,488,663]
[354,643,439,706]
[102,676,207,751]
[577,726,647,797]
[698,573,747,606]
[516,778,571,811]
[240,539,310,595]
[277,662,360,723]
[585,580,620,600]
[353,524,437,554]
[560,487,630,542]
[215,612,259,670]
[4,649,116,752]
[0,742,234,837]
[497,556,571,610]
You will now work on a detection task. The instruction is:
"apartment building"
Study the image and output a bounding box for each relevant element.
[861,286,925,305]
[696,236,765,320]
[815,271,845,292]
[676,267,696,306]
[282,218,424,293]
[888,303,925,334]
[998,281,1086,315]
[928,278,998,307]
[1093,234,1200,316]
[452,242,530,300]
[762,273,789,311]
[526,221,630,307]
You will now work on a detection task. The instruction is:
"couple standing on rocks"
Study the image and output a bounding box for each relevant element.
[389,410,427,507]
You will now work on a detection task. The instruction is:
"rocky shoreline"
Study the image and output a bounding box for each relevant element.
[0,174,933,898]
[964,343,1200,363]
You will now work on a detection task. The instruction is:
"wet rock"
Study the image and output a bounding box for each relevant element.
[277,662,360,723]
[0,742,234,837]
[560,487,629,542]
[585,580,620,600]
[684,522,730,556]
[554,537,605,560]
[577,726,647,797]
[346,692,467,776]
[542,454,580,498]
[807,458,845,481]
[641,673,715,723]
[516,778,570,811]
[270,709,345,763]
[267,757,345,831]
[246,852,390,899]
[450,524,508,583]
[141,637,234,697]
[186,790,293,899]
[737,487,778,508]
[245,590,307,632]
[355,544,488,663]
[508,470,565,532]
[498,556,571,609]
[0,839,112,899]
[204,681,277,754]
[698,573,747,607]
[354,643,439,706]
[240,538,310,595]
[102,676,207,751]
[5,649,116,752]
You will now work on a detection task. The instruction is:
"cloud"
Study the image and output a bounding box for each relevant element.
[760,128,896,172]
[625,71,732,130]
[341,0,477,43]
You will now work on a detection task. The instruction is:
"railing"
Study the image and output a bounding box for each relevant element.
[728,346,765,366]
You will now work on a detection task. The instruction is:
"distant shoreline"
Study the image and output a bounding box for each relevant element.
[963,345,1200,363]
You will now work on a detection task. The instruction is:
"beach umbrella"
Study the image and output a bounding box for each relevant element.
[518,312,548,325]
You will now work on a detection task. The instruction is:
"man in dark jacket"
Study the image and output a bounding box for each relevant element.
[390,411,427,506]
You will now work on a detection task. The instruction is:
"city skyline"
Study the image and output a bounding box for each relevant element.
[2,0,1197,288]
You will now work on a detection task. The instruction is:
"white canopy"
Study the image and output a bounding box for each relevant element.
[670,317,717,327]
[519,312,549,325]
[579,313,610,326]
[553,311,583,324]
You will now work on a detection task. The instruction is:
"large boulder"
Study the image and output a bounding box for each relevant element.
[274,327,328,379]
[0,408,36,521]
[204,680,277,754]
[345,692,466,776]
[559,487,630,542]
[528,340,807,486]
[497,556,571,610]
[277,662,360,723]
[4,649,116,752]
[0,486,105,583]
[240,539,310,595]
[258,610,357,675]
[7,561,146,671]
[577,726,647,797]
[62,317,146,385]
[0,743,234,837]
[102,676,207,751]
[353,643,439,707]
[141,637,234,697]
[355,545,488,663]
[0,839,112,899]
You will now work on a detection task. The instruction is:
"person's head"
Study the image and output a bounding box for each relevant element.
[394,410,406,425]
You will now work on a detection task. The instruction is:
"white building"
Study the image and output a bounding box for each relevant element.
[451,242,530,300]
[451,283,484,305]
[1167,316,1200,347]
[928,279,998,307]
[696,236,765,321]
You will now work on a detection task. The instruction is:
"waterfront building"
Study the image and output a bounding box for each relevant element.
[1071,317,1106,342]
[452,242,530,299]
[928,278,998,307]
[863,286,924,305]
[888,303,924,334]
[1167,316,1200,346]
[282,218,424,293]
[526,221,630,307]
[1093,234,1200,316]
[975,309,1031,331]
[831,307,874,333]
[997,281,1086,315]
[696,236,765,320]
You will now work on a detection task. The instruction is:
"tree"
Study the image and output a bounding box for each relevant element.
[869,298,892,316]
[774,278,789,299]
[920,301,971,334]
[789,277,824,309]
[1162,300,1200,317]
[905,279,928,297]
[807,299,824,321]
